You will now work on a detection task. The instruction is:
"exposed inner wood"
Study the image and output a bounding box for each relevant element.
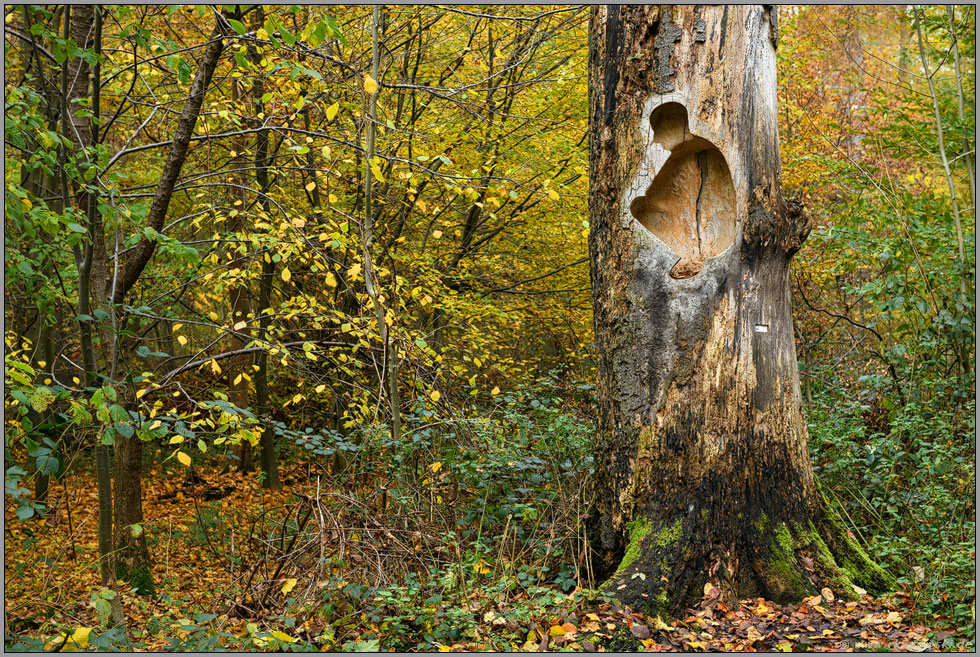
[629,103,736,278]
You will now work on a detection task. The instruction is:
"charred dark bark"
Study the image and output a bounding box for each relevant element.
[587,5,891,617]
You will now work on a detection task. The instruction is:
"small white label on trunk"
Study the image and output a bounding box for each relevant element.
[754,324,769,333]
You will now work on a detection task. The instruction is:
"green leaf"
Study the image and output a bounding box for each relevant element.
[227,18,246,35]
[114,422,135,439]
[324,16,346,45]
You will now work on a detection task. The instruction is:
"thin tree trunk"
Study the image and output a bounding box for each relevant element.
[587,5,891,618]
[62,4,125,626]
[251,9,280,489]
[227,76,254,473]
[947,5,975,216]
[112,9,230,595]
[361,4,403,448]
[914,8,967,298]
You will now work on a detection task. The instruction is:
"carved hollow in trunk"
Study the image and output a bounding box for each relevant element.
[629,102,736,279]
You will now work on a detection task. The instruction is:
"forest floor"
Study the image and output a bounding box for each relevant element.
[4,460,972,652]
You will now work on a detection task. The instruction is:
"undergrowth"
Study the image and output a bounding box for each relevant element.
[809,380,976,642]
[4,373,974,651]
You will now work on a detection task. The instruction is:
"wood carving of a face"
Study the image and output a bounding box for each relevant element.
[630,103,736,279]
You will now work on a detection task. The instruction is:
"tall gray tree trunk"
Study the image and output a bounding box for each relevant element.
[587,5,891,616]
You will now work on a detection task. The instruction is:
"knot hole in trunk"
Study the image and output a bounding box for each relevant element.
[630,102,736,279]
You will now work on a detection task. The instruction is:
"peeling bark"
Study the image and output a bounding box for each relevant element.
[587,5,891,616]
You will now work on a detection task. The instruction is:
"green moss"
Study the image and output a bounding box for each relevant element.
[615,518,683,574]
[763,522,813,601]
[117,560,156,597]
[616,518,653,573]
[653,589,669,615]
[115,541,156,597]
[700,508,709,522]
[774,523,795,554]
[654,519,682,547]
[754,511,769,533]
[819,507,895,594]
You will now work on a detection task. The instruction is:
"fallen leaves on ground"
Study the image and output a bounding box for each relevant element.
[4,463,970,652]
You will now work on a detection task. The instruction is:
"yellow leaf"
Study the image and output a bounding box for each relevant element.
[282,268,291,282]
[430,390,441,402]
[473,560,491,574]
[233,321,247,331]
[257,28,268,40]
[281,578,298,594]
[430,461,442,473]
[177,451,191,467]
[169,436,184,444]
[325,272,337,288]
[363,74,378,94]
[548,624,565,637]
[547,189,560,201]
[315,384,326,393]
[326,102,339,121]
[775,642,794,652]
[177,335,188,346]
[438,645,452,652]
[328,193,338,203]
[432,230,443,239]
[269,630,297,643]
[305,181,316,192]
[70,627,92,650]
[173,323,183,331]
[491,386,500,395]
[210,359,222,374]
[149,420,162,431]
[292,394,304,404]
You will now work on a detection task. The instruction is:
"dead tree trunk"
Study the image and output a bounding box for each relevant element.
[587,5,891,616]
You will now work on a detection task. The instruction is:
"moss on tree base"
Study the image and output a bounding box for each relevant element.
[115,542,156,597]
[602,505,893,618]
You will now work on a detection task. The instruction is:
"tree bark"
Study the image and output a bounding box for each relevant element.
[252,17,281,490]
[587,5,891,617]
[112,10,230,595]
[361,5,403,449]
